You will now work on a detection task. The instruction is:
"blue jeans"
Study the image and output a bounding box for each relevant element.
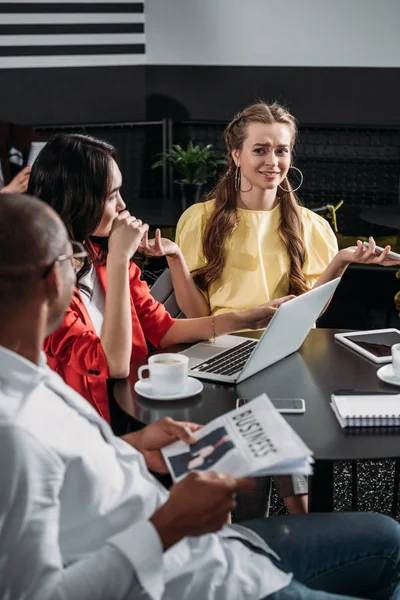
[241,512,400,599]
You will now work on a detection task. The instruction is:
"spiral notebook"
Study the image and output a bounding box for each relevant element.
[331,393,400,428]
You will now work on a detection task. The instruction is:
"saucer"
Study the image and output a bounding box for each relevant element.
[377,364,400,387]
[134,377,204,400]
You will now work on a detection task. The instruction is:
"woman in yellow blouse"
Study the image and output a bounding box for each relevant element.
[144,102,398,516]
[172,103,396,318]
[175,194,338,315]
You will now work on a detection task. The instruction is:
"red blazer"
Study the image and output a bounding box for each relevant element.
[45,261,175,422]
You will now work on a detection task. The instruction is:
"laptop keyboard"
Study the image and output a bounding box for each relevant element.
[193,339,258,376]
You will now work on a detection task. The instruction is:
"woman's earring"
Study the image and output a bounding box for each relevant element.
[234,166,241,191]
[278,166,304,193]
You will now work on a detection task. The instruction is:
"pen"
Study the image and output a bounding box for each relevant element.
[333,389,399,396]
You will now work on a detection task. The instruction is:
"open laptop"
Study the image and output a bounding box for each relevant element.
[180,277,341,384]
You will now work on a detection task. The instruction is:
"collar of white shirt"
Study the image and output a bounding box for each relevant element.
[0,345,47,390]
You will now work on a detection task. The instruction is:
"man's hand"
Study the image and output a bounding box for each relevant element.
[123,417,201,473]
[151,471,255,549]
[1,166,31,194]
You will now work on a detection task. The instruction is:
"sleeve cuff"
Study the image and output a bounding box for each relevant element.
[109,520,164,600]
[154,316,176,348]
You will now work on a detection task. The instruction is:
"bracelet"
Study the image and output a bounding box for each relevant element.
[210,315,216,343]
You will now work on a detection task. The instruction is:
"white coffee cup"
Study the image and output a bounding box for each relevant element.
[392,343,400,379]
[138,353,189,395]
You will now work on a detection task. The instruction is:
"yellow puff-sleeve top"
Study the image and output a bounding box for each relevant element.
[175,199,339,316]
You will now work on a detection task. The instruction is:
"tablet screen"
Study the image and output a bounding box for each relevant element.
[345,331,400,357]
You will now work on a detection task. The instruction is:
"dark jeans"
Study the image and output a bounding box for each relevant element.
[241,512,400,599]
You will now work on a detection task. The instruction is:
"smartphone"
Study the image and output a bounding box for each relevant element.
[272,398,306,413]
[362,241,400,261]
[236,397,305,413]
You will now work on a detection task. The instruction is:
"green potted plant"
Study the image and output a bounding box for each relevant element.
[152,141,226,210]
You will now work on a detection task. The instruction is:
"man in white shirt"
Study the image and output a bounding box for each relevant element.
[1,192,400,600]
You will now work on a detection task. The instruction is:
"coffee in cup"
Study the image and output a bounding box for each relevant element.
[153,358,181,365]
[137,353,189,395]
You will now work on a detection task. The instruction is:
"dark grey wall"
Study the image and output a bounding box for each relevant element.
[1,64,400,126]
[0,66,146,125]
[146,66,400,126]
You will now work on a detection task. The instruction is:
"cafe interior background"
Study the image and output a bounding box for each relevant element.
[1,0,400,514]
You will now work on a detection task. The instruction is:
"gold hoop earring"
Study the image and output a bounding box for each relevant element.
[278,166,303,193]
[234,165,252,193]
[234,166,241,191]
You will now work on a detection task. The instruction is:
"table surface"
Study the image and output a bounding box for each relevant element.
[113,328,400,462]
[360,204,400,231]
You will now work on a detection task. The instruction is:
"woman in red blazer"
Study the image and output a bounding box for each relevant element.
[43,258,177,421]
[28,134,291,421]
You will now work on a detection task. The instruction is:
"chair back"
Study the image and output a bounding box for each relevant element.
[150,268,184,318]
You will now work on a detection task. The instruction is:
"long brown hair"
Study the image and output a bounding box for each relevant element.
[193,102,308,296]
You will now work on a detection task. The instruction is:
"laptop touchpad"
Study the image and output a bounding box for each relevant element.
[182,344,224,360]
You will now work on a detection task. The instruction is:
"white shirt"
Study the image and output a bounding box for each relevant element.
[0,346,292,600]
[80,265,105,335]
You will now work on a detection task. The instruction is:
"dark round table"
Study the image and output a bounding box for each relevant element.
[110,329,400,514]
[361,204,400,230]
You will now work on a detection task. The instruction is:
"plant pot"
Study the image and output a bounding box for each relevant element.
[175,181,205,211]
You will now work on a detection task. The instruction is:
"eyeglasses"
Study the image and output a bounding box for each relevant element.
[41,240,89,278]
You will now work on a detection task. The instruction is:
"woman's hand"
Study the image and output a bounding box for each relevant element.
[338,237,400,267]
[137,229,181,258]
[1,166,31,194]
[108,210,149,261]
[238,295,295,330]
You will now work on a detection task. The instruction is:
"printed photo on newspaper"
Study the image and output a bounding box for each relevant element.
[162,393,314,482]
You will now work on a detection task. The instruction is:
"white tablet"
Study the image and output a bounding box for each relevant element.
[334,328,400,363]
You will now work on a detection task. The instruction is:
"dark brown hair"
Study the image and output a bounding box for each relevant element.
[28,133,119,293]
[193,102,308,296]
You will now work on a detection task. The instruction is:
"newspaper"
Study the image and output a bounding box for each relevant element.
[162,393,314,482]
[27,142,48,166]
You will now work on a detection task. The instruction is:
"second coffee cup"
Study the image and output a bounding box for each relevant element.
[392,343,400,379]
[137,353,189,395]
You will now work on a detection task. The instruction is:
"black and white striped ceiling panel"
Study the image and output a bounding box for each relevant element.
[0,1,145,68]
